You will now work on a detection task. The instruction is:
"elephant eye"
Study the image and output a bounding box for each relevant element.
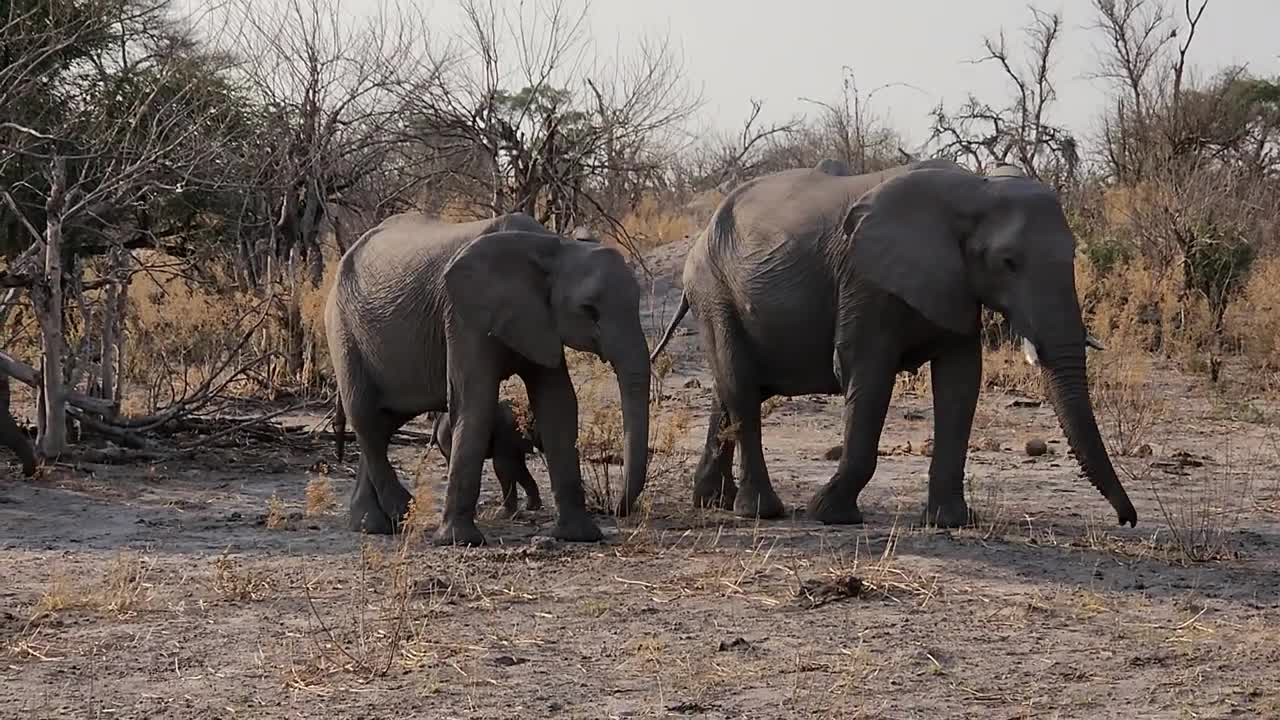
[582,303,600,323]
[1002,256,1018,273]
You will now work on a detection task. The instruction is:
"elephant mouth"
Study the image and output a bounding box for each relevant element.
[1020,334,1105,367]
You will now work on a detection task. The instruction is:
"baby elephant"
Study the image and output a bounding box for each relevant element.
[1,374,36,477]
[430,399,543,516]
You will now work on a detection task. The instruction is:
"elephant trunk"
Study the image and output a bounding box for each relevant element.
[1039,336,1137,527]
[608,326,652,518]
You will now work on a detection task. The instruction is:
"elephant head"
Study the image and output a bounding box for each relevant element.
[443,229,651,516]
[841,167,1137,526]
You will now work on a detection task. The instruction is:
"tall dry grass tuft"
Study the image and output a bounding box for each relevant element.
[619,194,700,254]
[1224,256,1280,385]
[1087,331,1166,458]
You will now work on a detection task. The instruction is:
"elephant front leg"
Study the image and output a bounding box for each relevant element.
[525,364,602,542]
[691,399,737,510]
[435,375,499,547]
[922,340,982,528]
[807,348,897,525]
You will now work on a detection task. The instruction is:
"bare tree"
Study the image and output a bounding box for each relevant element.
[396,0,701,259]
[798,68,915,175]
[0,0,281,454]
[928,7,1078,186]
[683,99,801,191]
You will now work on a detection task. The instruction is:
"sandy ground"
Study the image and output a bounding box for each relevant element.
[2,237,1280,719]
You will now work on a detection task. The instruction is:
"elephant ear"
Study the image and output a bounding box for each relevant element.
[443,230,565,368]
[841,168,986,336]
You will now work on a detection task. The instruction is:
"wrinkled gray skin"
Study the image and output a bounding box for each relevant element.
[428,399,543,516]
[649,158,1137,528]
[0,374,36,477]
[325,212,651,546]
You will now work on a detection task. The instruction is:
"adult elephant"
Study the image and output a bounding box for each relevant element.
[648,158,1137,528]
[1,373,37,477]
[324,212,651,546]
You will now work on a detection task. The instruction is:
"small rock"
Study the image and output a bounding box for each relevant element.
[921,439,934,457]
[1134,443,1153,457]
[904,409,926,421]
[1008,398,1042,408]
[491,655,528,667]
[823,445,843,461]
[717,637,752,652]
[529,535,559,551]
[683,378,701,389]
[1025,438,1048,457]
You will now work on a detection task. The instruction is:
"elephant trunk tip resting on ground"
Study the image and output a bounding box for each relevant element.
[1,374,37,477]
[325,211,651,546]
[649,158,1137,529]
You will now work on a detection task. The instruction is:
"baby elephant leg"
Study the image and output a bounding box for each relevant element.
[492,401,542,513]
[433,403,541,515]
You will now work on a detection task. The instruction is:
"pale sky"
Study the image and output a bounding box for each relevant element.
[401,0,1278,156]
[234,0,1266,162]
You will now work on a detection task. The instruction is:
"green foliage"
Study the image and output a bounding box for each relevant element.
[1184,222,1255,326]
[1081,236,1133,276]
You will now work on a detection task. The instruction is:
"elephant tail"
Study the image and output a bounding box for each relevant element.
[333,394,347,462]
[649,292,690,362]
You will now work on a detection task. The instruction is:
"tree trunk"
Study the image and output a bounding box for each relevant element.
[99,245,129,416]
[33,156,68,457]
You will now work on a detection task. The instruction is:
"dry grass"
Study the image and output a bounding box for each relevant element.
[211,551,275,602]
[304,473,338,517]
[1143,445,1259,565]
[265,493,288,529]
[619,193,704,256]
[31,552,154,619]
[1225,256,1280,380]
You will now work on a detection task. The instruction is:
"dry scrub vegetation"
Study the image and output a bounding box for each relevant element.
[4,0,1280,717]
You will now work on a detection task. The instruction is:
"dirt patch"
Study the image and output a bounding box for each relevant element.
[3,352,1280,719]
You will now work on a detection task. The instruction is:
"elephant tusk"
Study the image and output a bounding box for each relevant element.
[1086,334,1106,351]
[1021,337,1040,367]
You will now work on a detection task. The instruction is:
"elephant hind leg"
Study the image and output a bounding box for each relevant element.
[702,311,784,520]
[346,403,415,535]
[492,451,539,515]
[691,398,737,510]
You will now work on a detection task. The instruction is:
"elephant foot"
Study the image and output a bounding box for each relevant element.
[524,495,543,512]
[379,482,415,528]
[550,513,604,542]
[434,516,487,546]
[806,482,865,525]
[348,482,398,535]
[733,484,786,520]
[692,474,737,511]
[348,506,396,535]
[922,498,977,529]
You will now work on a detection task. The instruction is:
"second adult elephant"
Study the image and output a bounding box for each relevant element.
[325,212,651,545]
[649,159,1137,528]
